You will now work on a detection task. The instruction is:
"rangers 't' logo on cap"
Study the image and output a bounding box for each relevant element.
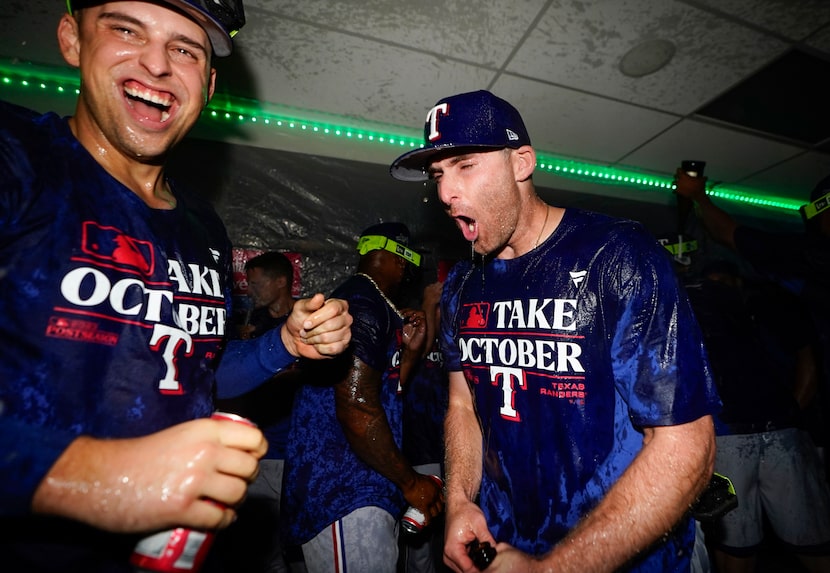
[390,90,531,182]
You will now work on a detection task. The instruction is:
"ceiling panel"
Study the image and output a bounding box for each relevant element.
[508,0,787,114]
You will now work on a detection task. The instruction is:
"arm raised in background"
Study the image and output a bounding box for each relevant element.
[674,168,738,250]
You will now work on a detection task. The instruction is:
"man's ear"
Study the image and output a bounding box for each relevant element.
[513,145,536,182]
[57,13,81,68]
[206,68,216,104]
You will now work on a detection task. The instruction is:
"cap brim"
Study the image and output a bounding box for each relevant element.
[164,0,234,57]
[389,144,504,182]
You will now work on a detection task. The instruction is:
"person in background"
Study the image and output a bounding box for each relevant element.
[0,2,351,572]
[390,90,721,573]
[686,259,830,572]
[399,280,451,573]
[281,222,444,573]
[675,169,830,477]
[213,251,302,573]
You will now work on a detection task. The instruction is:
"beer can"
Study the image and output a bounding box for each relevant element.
[401,474,443,535]
[130,412,254,572]
[130,527,215,573]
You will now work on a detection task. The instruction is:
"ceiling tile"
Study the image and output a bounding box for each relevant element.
[508,0,788,114]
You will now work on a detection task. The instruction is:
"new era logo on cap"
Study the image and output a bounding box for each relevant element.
[390,90,531,182]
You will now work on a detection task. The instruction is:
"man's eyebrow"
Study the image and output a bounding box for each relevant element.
[428,153,476,174]
[98,10,209,56]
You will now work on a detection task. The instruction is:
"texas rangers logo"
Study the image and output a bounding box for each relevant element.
[426,102,450,142]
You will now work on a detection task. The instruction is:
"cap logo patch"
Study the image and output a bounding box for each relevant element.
[426,103,449,142]
[506,128,520,141]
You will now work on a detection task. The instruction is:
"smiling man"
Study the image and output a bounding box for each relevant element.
[391,90,721,573]
[0,2,352,572]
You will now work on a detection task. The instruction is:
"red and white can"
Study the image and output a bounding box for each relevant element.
[401,474,443,535]
[130,412,255,572]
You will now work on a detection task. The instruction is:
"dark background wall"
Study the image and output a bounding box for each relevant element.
[167,138,796,303]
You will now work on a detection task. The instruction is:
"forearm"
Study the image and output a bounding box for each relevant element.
[1,418,76,516]
[542,416,715,573]
[215,328,295,398]
[444,372,484,506]
[335,364,419,492]
[693,195,738,250]
[398,349,422,386]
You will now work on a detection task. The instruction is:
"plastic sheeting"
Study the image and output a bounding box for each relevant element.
[167,138,767,306]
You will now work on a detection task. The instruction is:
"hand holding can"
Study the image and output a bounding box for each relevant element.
[400,474,443,535]
[130,412,256,573]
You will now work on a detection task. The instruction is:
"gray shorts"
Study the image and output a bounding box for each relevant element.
[301,506,399,573]
[714,428,830,551]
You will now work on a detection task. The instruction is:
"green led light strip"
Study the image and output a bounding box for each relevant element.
[0,60,803,214]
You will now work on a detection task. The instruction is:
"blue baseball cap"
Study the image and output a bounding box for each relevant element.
[390,90,532,182]
[67,0,245,57]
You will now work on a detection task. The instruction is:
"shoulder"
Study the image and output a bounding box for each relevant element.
[0,100,46,129]
[170,180,228,241]
[0,101,65,150]
[555,209,664,269]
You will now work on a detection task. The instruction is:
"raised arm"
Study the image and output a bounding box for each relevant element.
[674,168,738,250]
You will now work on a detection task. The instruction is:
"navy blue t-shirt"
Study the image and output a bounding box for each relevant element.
[441,209,720,571]
[402,343,447,467]
[0,101,241,572]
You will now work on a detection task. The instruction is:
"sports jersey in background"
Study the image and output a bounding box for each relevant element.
[733,225,830,448]
[1,100,229,571]
[440,208,721,572]
[402,344,447,468]
[282,274,406,546]
[685,277,811,435]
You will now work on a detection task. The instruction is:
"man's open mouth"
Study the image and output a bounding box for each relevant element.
[125,84,172,123]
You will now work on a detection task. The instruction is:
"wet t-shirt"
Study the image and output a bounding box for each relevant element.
[0,100,233,571]
[282,274,406,545]
[440,208,720,572]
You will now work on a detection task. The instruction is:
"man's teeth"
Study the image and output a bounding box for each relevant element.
[126,86,172,107]
[468,222,475,232]
[125,86,172,121]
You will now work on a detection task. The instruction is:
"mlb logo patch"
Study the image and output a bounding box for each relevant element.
[461,302,490,329]
[81,221,155,275]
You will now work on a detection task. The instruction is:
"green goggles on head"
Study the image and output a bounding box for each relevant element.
[660,238,698,256]
[357,235,421,267]
[801,191,830,222]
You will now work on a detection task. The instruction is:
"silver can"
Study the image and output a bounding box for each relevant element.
[400,474,443,535]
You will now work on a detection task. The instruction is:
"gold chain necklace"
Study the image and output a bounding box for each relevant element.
[355,273,403,319]
[534,205,550,249]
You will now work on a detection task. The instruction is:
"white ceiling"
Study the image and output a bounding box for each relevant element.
[3,0,830,228]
